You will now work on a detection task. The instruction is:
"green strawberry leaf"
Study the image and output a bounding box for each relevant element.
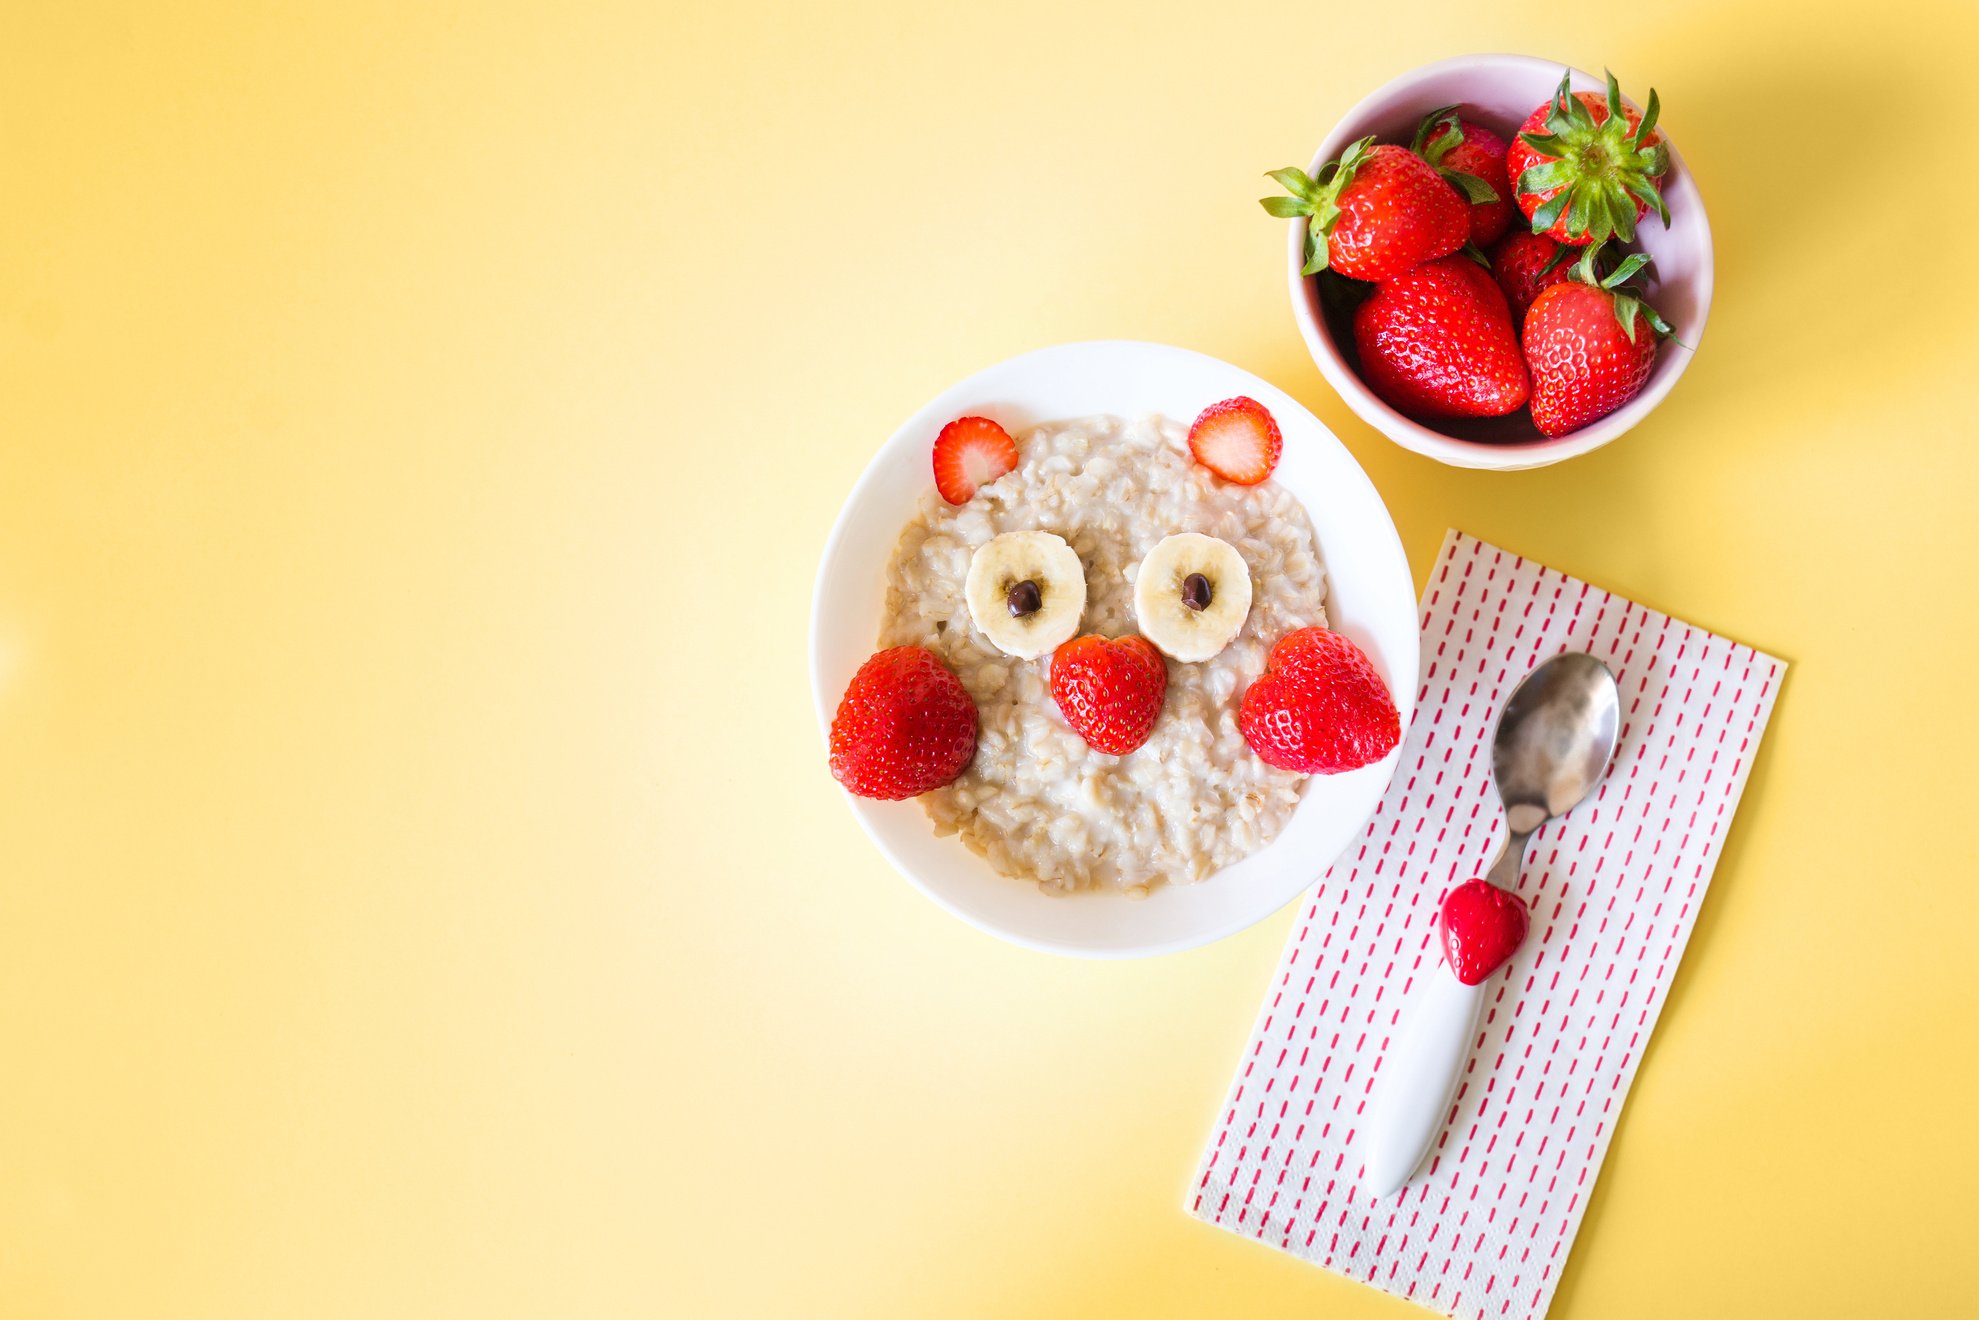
[1411,104,1463,159]
[1604,69,1625,121]
[1633,86,1661,146]
[1517,159,1574,193]
[1538,243,1576,279]
[1268,139,1382,275]
[1334,137,1376,176]
[1545,71,1575,132]
[1625,175,1671,227]
[1609,194,1637,243]
[1604,250,1653,286]
[1529,189,1571,233]
[1440,168,1498,204]
[1460,241,1491,269]
[1565,85,1597,131]
[1265,167,1317,199]
[1301,217,1331,276]
[1564,182,1595,240]
[1612,292,1642,342]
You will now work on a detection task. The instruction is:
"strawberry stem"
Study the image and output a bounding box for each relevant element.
[1259,138,1377,275]
[1411,105,1463,160]
[1572,242,1679,344]
[1515,69,1670,246]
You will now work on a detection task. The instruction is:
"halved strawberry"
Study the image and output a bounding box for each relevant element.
[931,416,1019,504]
[1238,626,1400,774]
[1187,396,1282,485]
[829,646,978,800]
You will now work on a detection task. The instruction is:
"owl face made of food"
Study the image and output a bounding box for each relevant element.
[830,404,1400,896]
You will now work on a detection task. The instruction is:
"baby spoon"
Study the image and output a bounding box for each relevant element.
[1362,651,1621,1197]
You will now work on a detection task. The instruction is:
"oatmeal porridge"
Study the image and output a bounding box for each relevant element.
[879,413,1328,896]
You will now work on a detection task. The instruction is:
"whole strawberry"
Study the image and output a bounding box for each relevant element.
[1488,229,1577,327]
[829,646,978,800]
[1523,252,1671,436]
[1506,70,1669,246]
[1351,254,1528,418]
[1262,140,1470,281]
[1412,106,1514,247]
[1239,627,1400,774]
[1438,879,1530,985]
[1049,634,1167,756]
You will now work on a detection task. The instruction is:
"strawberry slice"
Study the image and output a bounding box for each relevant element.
[1186,396,1282,485]
[931,416,1019,504]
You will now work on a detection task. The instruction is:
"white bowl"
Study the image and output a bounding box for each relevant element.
[1288,53,1714,471]
[810,341,1419,958]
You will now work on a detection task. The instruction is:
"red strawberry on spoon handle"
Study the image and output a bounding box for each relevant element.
[1523,247,1674,437]
[1411,105,1514,247]
[1506,69,1670,246]
[1438,878,1531,984]
[1366,652,1621,1199]
[1261,140,1470,282]
[1351,254,1529,419]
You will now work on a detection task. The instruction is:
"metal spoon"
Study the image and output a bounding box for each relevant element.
[1362,652,1622,1197]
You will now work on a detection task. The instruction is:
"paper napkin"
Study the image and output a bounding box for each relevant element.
[1189,530,1785,1320]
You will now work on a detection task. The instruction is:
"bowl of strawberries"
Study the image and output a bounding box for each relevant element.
[1267,53,1712,470]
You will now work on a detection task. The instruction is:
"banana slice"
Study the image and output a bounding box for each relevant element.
[964,530,1086,659]
[1133,532,1253,662]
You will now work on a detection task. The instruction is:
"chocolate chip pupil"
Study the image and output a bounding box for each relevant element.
[1006,579,1043,618]
[1181,573,1213,612]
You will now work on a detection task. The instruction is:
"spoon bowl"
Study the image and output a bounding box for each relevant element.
[1491,653,1622,834]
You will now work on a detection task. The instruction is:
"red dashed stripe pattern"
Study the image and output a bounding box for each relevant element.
[1188,530,1785,1320]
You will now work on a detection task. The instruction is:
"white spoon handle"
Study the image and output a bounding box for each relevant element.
[1362,965,1485,1197]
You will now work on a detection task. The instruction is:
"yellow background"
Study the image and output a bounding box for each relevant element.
[3,2,1976,1316]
